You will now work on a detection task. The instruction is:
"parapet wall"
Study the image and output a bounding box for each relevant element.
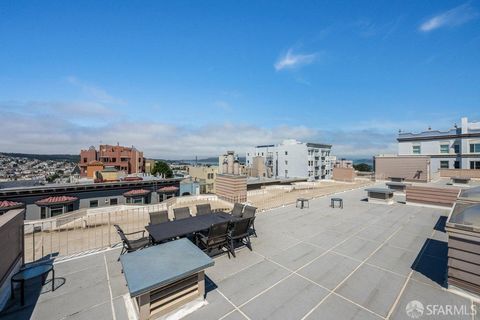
[0,208,24,311]
[332,167,356,182]
[439,169,480,179]
[375,156,430,182]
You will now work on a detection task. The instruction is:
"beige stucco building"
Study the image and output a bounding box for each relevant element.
[186,166,218,194]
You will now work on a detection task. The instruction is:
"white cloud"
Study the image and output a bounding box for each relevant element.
[419,3,478,32]
[0,102,397,159]
[274,48,317,71]
[66,76,126,104]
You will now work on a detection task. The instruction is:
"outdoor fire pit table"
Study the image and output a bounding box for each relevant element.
[388,177,405,182]
[386,181,411,193]
[365,188,395,205]
[120,238,214,320]
[451,177,471,185]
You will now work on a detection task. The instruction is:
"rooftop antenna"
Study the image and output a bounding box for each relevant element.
[195,156,198,166]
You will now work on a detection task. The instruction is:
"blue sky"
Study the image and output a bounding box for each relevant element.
[0,1,479,159]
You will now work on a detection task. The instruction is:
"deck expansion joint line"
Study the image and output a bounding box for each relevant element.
[104,253,117,320]
[299,222,405,320]
[244,213,392,320]
[263,254,386,320]
[217,289,252,320]
[385,225,438,319]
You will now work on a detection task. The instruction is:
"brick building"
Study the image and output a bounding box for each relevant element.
[79,144,145,176]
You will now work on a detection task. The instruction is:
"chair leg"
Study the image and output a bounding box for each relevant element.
[245,236,252,251]
[252,222,258,237]
[118,247,126,261]
[230,239,236,258]
[51,269,55,292]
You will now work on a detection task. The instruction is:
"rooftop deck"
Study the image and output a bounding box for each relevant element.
[1,186,477,320]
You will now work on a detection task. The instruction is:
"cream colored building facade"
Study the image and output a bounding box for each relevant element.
[186,166,218,194]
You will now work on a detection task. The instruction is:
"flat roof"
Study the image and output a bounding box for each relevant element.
[4,186,469,320]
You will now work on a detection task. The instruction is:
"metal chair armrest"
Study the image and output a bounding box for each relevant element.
[124,230,146,237]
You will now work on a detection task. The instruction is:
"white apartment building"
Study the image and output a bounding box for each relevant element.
[398,117,480,172]
[245,139,333,180]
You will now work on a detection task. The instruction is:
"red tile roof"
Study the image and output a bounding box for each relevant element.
[0,200,23,210]
[157,186,179,192]
[123,176,143,181]
[35,196,78,206]
[123,189,151,197]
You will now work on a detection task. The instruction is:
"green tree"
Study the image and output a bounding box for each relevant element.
[152,161,173,178]
[353,163,372,172]
[46,173,60,183]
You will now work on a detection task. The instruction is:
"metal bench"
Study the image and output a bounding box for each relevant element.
[296,198,310,209]
[330,198,343,209]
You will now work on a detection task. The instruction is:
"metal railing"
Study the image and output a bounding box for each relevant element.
[23,204,165,263]
[23,195,235,263]
[246,179,374,212]
[23,181,373,263]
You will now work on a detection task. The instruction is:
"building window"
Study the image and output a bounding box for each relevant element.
[89,200,99,208]
[470,143,480,153]
[454,144,460,153]
[41,207,46,219]
[66,203,74,212]
[440,144,449,154]
[110,198,118,205]
[471,161,480,169]
[50,206,64,217]
[83,157,87,163]
[440,161,449,169]
[285,169,288,176]
[285,160,288,165]
[285,151,288,155]
[412,145,421,154]
[454,161,460,169]
[133,197,143,204]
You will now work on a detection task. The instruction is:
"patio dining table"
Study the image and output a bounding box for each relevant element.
[146,212,235,243]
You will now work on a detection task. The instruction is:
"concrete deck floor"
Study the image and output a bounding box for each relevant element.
[1,186,478,320]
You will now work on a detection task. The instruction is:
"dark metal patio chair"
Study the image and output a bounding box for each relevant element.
[227,218,253,257]
[196,221,231,258]
[242,205,258,237]
[113,225,150,260]
[230,202,244,218]
[148,210,169,225]
[196,203,211,216]
[173,207,192,220]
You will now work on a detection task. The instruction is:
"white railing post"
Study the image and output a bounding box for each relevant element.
[108,212,111,247]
